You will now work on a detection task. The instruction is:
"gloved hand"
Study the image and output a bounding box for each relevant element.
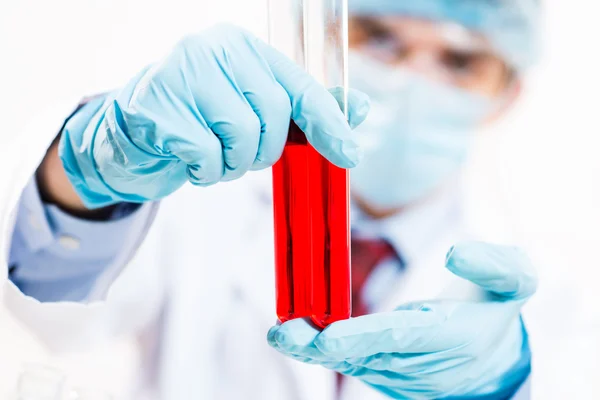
[268,241,538,399]
[60,24,370,209]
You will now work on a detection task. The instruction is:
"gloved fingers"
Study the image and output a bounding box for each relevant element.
[338,362,450,397]
[267,319,334,363]
[160,126,226,187]
[270,344,343,368]
[269,342,319,365]
[246,80,291,171]
[313,310,452,359]
[340,353,475,398]
[255,39,363,168]
[269,319,470,396]
[445,241,538,301]
[205,94,262,182]
[345,350,473,375]
[219,34,292,171]
[123,67,228,186]
[328,87,371,130]
[340,368,400,386]
[368,379,439,399]
[269,318,320,346]
[268,322,351,370]
[247,85,369,172]
[318,300,521,361]
[167,34,262,183]
[366,373,464,399]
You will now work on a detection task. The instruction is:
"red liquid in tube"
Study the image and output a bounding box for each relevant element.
[273,123,351,329]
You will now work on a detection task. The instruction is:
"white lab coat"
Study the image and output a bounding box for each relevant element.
[152,173,473,400]
[0,100,165,353]
[0,101,525,400]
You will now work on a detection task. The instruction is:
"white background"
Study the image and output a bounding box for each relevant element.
[1,0,599,398]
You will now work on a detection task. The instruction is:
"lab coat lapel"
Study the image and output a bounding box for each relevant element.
[220,174,336,400]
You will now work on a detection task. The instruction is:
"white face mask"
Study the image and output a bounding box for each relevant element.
[349,50,495,209]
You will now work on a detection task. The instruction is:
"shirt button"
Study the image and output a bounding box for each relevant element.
[58,235,81,251]
[28,213,43,232]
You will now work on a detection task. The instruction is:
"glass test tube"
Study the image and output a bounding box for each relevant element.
[269,0,351,328]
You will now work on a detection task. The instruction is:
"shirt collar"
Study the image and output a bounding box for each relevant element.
[250,169,465,265]
[351,181,464,266]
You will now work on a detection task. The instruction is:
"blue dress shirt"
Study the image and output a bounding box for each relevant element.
[9,177,146,302]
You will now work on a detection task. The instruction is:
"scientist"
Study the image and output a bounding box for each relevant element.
[0,0,540,399]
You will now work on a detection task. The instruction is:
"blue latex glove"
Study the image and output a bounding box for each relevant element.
[60,24,370,209]
[268,241,538,399]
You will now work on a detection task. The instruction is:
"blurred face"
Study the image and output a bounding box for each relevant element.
[349,16,514,98]
[348,16,519,218]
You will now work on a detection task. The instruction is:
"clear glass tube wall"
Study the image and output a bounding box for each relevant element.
[269,0,351,328]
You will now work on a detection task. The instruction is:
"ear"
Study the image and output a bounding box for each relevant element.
[483,79,522,126]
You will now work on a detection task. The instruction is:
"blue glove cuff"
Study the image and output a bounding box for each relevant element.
[442,317,532,400]
[59,65,188,209]
[59,94,121,209]
[59,72,157,209]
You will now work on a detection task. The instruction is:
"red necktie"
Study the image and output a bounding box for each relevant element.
[350,236,399,317]
[336,236,400,397]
